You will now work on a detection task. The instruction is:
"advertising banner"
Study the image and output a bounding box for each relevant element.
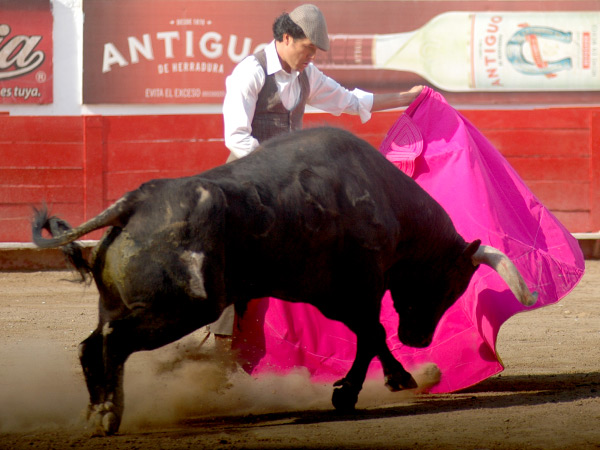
[82,0,600,106]
[0,0,53,104]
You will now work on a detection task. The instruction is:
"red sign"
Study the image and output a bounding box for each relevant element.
[83,0,281,104]
[0,0,53,104]
[82,0,600,106]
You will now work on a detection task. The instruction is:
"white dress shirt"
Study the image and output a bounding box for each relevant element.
[223,40,374,160]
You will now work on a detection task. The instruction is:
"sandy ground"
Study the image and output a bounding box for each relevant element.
[0,262,598,450]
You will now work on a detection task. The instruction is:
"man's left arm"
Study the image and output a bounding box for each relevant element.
[306,65,423,122]
[371,85,424,112]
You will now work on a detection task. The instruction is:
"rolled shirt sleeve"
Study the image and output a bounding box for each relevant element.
[352,88,374,123]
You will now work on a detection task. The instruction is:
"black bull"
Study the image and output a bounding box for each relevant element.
[32,127,536,435]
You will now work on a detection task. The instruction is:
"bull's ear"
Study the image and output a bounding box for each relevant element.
[463,240,482,261]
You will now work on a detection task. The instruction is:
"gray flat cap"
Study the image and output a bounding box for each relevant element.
[289,4,330,51]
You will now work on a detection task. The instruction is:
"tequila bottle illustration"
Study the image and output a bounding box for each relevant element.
[318,12,599,91]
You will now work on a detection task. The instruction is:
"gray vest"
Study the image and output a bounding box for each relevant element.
[251,49,310,144]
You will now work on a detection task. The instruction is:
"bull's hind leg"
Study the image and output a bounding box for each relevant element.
[78,328,119,432]
[78,324,125,436]
[84,303,215,435]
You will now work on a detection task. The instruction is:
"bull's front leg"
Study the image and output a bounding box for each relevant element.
[377,343,418,392]
[331,322,419,412]
[332,335,375,412]
[331,321,386,412]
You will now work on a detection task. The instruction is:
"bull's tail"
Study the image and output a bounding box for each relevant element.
[32,194,136,281]
[32,193,134,249]
[32,205,93,282]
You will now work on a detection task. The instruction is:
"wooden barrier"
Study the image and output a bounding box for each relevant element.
[1,108,599,246]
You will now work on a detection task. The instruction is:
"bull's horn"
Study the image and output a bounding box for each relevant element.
[472,245,538,307]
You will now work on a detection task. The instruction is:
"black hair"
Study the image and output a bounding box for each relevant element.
[272,13,306,41]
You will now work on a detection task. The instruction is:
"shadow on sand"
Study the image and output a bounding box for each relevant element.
[170,371,599,433]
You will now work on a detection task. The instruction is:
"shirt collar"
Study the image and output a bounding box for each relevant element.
[265,40,299,78]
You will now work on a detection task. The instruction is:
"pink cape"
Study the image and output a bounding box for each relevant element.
[232,87,585,393]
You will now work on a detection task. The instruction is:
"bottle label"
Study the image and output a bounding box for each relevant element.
[471,12,599,90]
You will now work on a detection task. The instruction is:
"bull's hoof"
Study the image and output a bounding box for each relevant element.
[331,379,359,412]
[101,411,120,435]
[88,402,122,436]
[385,371,418,392]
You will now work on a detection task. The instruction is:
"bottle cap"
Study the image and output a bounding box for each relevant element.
[289,4,330,51]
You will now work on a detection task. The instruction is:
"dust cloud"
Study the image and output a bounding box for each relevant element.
[121,333,334,431]
[0,332,437,434]
[0,339,87,432]
[120,332,438,431]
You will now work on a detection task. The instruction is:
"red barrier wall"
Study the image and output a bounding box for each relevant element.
[1,108,599,243]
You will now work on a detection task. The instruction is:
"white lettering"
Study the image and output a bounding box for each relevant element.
[145,87,164,98]
[128,34,154,63]
[169,61,224,73]
[102,43,128,73]
[100,30,269,72]
[157,31,180,58]
[10,86,40,99]
[174,87,202,98]
[200,31,222,59]
[228,34,252,63]
[0,25,45,80]
[186,30,194,57]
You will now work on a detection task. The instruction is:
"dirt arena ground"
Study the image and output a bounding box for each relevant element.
[0,261,598,450]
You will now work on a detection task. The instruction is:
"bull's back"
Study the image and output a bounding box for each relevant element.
[206,127,427,214]
[202,128,453,286]
[227,127,446,236]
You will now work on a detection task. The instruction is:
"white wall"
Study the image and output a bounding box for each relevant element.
[4,0,223,116]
